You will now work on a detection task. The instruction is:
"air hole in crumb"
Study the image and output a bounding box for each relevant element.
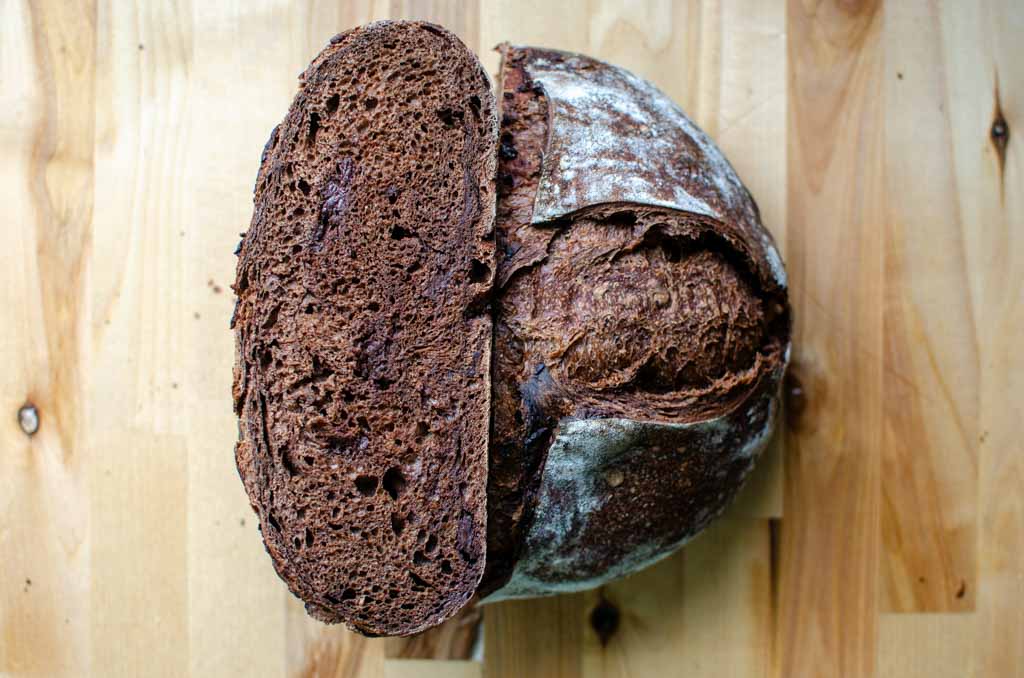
[364,97,378,110]
[307,112,320,144]
[281,452,296,477]
[341,588,357,601]
[382,467,406,500]
[355,475,378,496]
[424,534,437,553]
[469,259,490,283]
[389,225,411,239]
[413,550,429,565]
[408,571,431,588]
[304,527,314,547]
[367,301,380,312]
[440,560,453,574]
[326,436,353,455]
[297,179,311,196]
[390,513,406,536]
[326,93,340,114]
[267,513,281,531]
[436,108,456,127]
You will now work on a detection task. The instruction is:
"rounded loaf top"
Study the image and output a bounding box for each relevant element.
[482,45,790,600]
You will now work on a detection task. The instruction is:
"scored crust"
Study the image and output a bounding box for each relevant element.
[481,46,791,599]
[232,21,497,635]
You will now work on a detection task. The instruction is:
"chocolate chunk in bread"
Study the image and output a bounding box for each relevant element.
[481,46,790,599]
[232,21,497,636]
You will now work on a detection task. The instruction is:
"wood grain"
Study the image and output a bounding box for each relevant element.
[946,1,1024,674]
[0,0,94,676]
[383,659,481,678]
[878,614,976,678]
[484,594,585,678]
[575,519,773,678]
[881,0,978,613]
[89,1,194,674]
[1,1,1023,677]
[779,1,885,677]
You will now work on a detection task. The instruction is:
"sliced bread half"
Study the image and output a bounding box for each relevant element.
[232,20,497,636]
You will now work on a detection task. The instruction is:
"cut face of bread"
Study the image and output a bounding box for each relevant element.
[482,46,790,599]
[232,21,497,636]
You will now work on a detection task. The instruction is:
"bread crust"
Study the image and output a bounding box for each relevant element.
[482,46,791,600]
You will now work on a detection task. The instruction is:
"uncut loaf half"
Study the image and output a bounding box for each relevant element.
[232,21,791,636]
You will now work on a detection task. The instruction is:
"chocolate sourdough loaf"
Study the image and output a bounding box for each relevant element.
[479,46,790,602]
[480,46,789,599]
[233,24,790,635]
[232,21,497,636]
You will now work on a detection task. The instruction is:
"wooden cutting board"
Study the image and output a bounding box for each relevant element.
[1,1,1020,676]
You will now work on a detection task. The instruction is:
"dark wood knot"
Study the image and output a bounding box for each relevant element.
[590,594,620,646]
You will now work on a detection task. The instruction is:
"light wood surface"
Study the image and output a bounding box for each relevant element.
[0,1,1020,677]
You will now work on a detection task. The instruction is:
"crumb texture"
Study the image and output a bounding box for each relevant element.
[482,46,790,597]
[232,21,497,636]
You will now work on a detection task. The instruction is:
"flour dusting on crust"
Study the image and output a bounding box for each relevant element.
[523,49,787,289]
[484,386,779,602]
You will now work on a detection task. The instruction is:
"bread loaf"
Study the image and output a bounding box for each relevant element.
[480,46,789,599]
[233,24,791,634]
[232,21,497,636]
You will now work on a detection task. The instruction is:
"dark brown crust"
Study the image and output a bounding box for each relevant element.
[232,21,497,636]
[518,47,786,298]
[507,374,779,594]
[481,45,790,596]
[481,48,552,592]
